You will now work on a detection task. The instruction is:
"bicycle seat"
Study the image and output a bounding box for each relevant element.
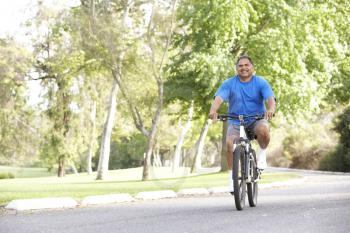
[246,129,256,141]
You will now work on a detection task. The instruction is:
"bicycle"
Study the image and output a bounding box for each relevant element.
[217,114,264,211]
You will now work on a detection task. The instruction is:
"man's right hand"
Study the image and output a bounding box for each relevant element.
[208,111,218,123]
[209,96,223,123]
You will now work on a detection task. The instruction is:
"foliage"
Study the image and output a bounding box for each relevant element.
[334,106,350,148]
[166,0,350,173]
[320,144,350,172]
[1,0,350,174]
[319,106,350,172]
[0,165,56,178]
[0,172,15,179]
[108,134,147,169]
[277,113,337,169]
[168,0,350,117]
[166,0,244,115]
[0,38,38,166]
[32,3,89,176]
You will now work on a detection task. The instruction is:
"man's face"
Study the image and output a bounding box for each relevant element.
[236,58,254,79]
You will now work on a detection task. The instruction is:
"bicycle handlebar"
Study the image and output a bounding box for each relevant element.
[217,114,265,122]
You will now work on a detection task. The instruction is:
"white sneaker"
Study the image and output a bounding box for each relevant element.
[257,148,267,169]
[228,170,234,193]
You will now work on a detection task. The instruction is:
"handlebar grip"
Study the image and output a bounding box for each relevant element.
[217,115,227,121]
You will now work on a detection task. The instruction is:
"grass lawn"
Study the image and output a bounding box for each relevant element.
[0,166,56,178]
[0,166,300,206]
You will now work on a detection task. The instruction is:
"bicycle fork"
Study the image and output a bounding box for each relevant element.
[244,146,255,183]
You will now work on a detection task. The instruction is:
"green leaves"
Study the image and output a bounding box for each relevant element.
[319,106,350,172]
[0,38,35,166]
[1,0,349,172]
[170,0,350,119]
[176,0,249,53]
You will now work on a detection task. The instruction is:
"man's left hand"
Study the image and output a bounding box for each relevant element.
[264,110,274,120]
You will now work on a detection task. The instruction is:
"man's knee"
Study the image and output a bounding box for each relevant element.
[255,122,269,137]
[255,122,270,148]
[258,128,269,139]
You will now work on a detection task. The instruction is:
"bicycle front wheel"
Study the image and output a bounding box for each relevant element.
[233,146,246,210]
[247,149,258,207]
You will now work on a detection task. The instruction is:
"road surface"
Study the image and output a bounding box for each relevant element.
[1,172,350,233]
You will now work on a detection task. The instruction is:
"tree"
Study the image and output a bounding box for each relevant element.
[70,0,139,179]
[166,0,252,171]
[324,0,350,104]
[32,2,87,176]
[320,106,350,172]
[116,0,178,180]
[190,118,211,172]
[139,0,177,180]
[170,0,350,114]
[168,0,350,170]
[0,38,36,166]
[172,100,193,171]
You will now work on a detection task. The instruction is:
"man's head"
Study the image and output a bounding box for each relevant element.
[235,55,254,80]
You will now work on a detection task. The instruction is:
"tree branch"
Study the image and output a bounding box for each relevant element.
[112,69,150,137]
[158,0,177,74]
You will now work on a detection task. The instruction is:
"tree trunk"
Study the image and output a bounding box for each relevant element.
[87,101,96,175]
[95,0,131,180]
[153,146,162,167]
[57,80,71,178]
[172,101,194,172]
[96,78,119,180]
[181,148,187,167]
[191,119,211,173]
[142,81,163,180]
[142,0,177,180]
[220,120,228,171]
[58,155,65,177]
[70,163,78,174]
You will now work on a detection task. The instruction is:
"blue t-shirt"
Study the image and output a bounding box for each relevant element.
[215,75,274,125]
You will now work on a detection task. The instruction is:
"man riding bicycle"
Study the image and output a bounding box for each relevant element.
[209,55,276,193]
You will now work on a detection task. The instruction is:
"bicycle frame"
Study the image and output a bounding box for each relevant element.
[238,115,254,183]
[217,114,265,210]
[219,114,264,183]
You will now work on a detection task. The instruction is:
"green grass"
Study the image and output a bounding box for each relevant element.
[0,166,300,206]
[0,166,56,178]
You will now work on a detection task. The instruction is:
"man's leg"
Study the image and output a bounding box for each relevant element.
[254,120,270,169]
[226,125,239,192]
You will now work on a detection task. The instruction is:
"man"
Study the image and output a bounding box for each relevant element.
[209,55,276,192]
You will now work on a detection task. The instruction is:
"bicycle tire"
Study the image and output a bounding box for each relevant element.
[233,146,246,210]
[247,150,258,207]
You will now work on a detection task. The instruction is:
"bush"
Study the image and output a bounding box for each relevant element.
[334,106,350,147]
[0,172,15,179]
[319,145,350,172]
[281,122,336,170]
[319,106,350,172]
[107,134,147,170]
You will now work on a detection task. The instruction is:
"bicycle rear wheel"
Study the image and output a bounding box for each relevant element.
[247,150,258,207]
[233,146,246,210]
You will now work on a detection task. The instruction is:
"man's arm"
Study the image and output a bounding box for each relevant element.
[209,96,224,121]
[265,96,276,120]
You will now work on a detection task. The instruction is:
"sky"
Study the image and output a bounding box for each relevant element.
[0,0,80,106]
[0,0,33,40]
[0,0,80,41]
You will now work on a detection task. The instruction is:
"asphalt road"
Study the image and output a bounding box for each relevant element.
[1,172,350,233]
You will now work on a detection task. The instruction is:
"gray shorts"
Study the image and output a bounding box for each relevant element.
[227,119,269,142]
